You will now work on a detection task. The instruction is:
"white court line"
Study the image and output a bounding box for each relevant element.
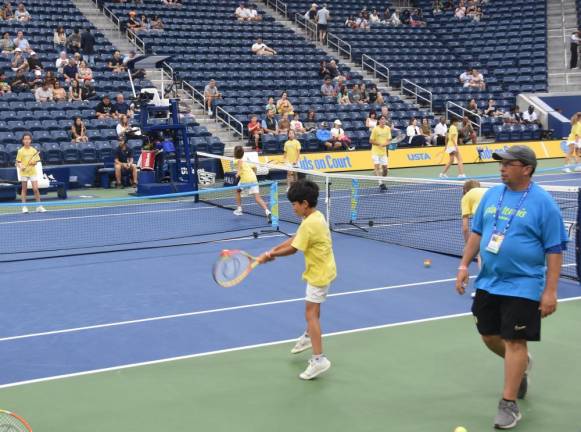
[0,277,468,343]
[1,295,579,390]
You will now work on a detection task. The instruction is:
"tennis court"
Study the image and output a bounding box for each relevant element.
[1,159,580,431]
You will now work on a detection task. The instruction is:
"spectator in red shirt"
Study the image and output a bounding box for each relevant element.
[247,115,263,150]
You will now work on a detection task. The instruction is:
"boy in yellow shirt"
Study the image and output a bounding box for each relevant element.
[258,180,336,380]
[16,132,45,213]
[233,146,271,222]
[369,116,391,191]
[283,130,301,190]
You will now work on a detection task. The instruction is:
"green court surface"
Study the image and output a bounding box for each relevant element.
[2,300,579,432]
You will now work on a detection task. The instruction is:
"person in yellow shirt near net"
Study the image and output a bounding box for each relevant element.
[440,117,466,178]
[16,132,46,214]
[258,180,336,380]
[284,130,301,190]
[461,179,487,297]
[369,115,391,191]
[233,146,271,222]
[563,112,580,173]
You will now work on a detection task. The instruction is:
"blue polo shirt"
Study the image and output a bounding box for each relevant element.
[471,182,568,301]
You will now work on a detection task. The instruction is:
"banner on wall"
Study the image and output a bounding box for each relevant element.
[220,140,564,173]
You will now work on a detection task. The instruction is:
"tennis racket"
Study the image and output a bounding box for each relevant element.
[561,140,571,154]
[0,409,32,431]
[212,249,260,287]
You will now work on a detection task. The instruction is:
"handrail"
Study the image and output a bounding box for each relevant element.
[126,28,146,53]
[446,101,482,137]
[295,12,318,42]
[160,62,175,99]
[181,81,205,109]
[327,32,352,61]
[216,106,244,139]
[401,79,433,112]
[264,0,287,17]
[361,54,390,87]
[102,5,121,31]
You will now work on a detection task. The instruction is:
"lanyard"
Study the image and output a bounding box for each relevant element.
[492,184,531,235]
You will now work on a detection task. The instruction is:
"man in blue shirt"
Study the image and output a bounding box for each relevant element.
[456,146,567,429]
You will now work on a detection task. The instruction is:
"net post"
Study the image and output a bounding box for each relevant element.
[269,181,280,231]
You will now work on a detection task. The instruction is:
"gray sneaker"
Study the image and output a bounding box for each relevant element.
[494,399,522,429]
[517,353,533,399]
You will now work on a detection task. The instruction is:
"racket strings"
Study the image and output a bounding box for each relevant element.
[213,252,253,287]
[0,413,30,432]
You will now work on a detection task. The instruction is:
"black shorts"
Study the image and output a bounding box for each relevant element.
[471,289,541,341]
[318,24,328,30]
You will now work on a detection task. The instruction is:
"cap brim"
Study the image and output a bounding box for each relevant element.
[492,151,518,161]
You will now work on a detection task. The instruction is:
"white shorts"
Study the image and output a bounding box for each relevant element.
[306,283,330,303]
[445,146,458,154]
[372,155,388,165]
[572,141,581,149]
[20,176,39,182]
[239,185,259,196]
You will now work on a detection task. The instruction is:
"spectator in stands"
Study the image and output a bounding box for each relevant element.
[522,106,540,125]
[290,113,306,134]
[54,27,67,53]
[53,81,67,102]
[262,109,278,134]
[235,2,250,21]
[484,99,503,117]
[410,9,426,27]
[421,118,434,146]
[63,58,78,83]
[13,31,31,53]
[247,5,262,21]
[304,3,317,22]
[78,60,93,82]
[355,13,370,30]
[127,10,141,31]
[139,15,150,32]
[1,31,15,55]
[399,9,411,25]
[504,106,523,124]
[27,51,43,74]
[356,83,367,103]
[381,7,390,23]
[1,2,14,20]
[368,84,384,105]
[319,60,331,78]
[204,79,222,116]
[247,115,263,150]
[81,79,96,100]
[10,48,28,73]
[114,139,138,188]
[459,67,473,87]
[251,38,276,56]
[460,116,477,144]
[265,96,276,113]
[116,114,134,138]
[337,86,350,105]
[317,3,330,42]
[0,72,11,95]
[163,0,182,6]
[15,3,30,22]
[70,116,88,142]
[96,95,116,119]
[434,116,447,146]
[433,0,443,14]
[455,3,466,19]
[35,82,53,103]
[66,28,81,54]
[467,98,480,119]
[113,93,133,117]
[366,110,378,131]
[320,77,336,97]
[387,10,401,26]
[330,120,354,151]
[108,50,126,73]
[345,15,357,29]
[276,91,294,116]
[68,78,82,102]
[44,70,56,88]
[468,68,485,90]
[151,15,164,30]
[350,84,362,104]
[10,69,29,92]
[369,9,380,24]
[406,118,425,146]
[123,50,145,79]
[55,51,68,74]
[303,110,317,133]
[380,105,391,122]
[80,28,96,66]
[326,59,340,80]
[278,113,291,135]
[569,30,580,69]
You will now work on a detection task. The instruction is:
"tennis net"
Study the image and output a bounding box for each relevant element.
[199,152,580,281]
[0,183,278,261]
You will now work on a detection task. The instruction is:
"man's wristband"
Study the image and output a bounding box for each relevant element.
[458,266,468,270]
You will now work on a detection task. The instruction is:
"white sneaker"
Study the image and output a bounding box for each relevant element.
[439,173,448,178]
[36,206,46,213]
[458,174,466,178]
[299,356,331,380]
[207,109,213,116]
[563,167,572,173]
[291,335,312,354]
[21,206,29,214]
[233,208,243,216]
[574,166,581,172]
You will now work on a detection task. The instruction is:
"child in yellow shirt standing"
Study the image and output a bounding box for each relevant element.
[283,130,301,190]
[16,132,45,213]
[233,146,271,222]
[258,180,336,380]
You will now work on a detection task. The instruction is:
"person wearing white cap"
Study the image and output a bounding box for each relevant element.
[330,119,354,151]
[10,48,28,73]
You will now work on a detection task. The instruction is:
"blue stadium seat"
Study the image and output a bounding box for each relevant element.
[62,143,81,164]
[43,143,63,165]
[80,142,99,163]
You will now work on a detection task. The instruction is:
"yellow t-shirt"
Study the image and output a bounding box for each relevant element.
[568,122,581,142]
[16,146,40,177]
[291,210,337,287]
[237,159,257,184]
[461,187,487,217]
[284,139,301,164]
[447,125,458,148]
[370,125,391,157]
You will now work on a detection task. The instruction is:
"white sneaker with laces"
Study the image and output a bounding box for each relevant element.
[291,335,312,354]
[439,173,448,178]
[22,206,29,214]
[233,208,243,216]
[458,174,466,178]
[299,356,331,380]
[36,206,46,213]
[563,167,572,173]
[207,109,213,116]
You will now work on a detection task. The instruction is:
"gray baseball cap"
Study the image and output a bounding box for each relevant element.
[492,145,537,169]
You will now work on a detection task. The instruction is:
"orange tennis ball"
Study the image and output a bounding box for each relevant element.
[423,259,432,268]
